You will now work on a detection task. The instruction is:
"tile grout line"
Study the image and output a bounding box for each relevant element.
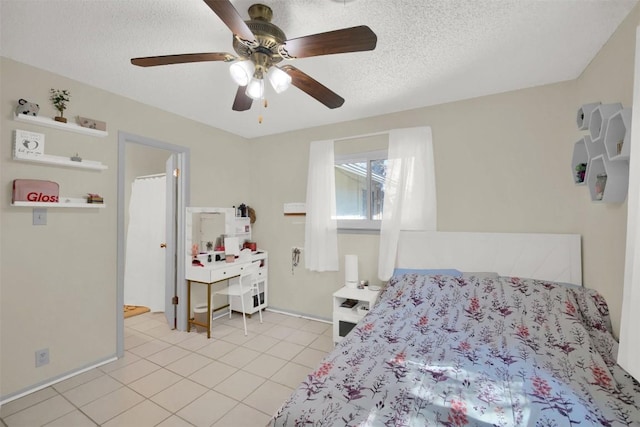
[1,311,332,426]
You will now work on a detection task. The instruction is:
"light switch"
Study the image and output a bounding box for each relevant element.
[33,208,47,225]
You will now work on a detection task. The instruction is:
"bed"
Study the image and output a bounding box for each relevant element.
[269,231,640,426]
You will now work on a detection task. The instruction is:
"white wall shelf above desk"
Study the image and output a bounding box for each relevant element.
[13,153,108,170]
[14,114,108,138]
[11,198,105,209]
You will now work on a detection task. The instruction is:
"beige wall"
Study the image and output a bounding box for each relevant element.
[248,81,581,321]
[250,5,640,338]
[2,2,639,401]
[573,3,639,341]
[0,58,249,399]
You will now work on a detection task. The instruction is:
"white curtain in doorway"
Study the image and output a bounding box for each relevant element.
[124,175,166,312]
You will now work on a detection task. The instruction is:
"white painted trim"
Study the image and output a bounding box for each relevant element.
[617,26,640,381]
[334,130,390,142]
[334,149,387,163]
[264,307,332,324]
[0,356,117,405]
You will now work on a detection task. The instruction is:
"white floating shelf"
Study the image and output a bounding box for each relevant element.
[571,138,588,185]
[13,153,107,170]
[577,102,601,131]
[571,100,630,203]
[11,198,105,209]
[604,107,632,161]
[589,103,622,141]
[583,134,605,159]
[14,114,108,138]
[587,155,629,203]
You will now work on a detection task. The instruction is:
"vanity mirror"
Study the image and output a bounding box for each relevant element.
[186,207,236,261]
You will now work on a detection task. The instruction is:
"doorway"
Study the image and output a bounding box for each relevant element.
[124,172,168,313]
[116,132,190,358]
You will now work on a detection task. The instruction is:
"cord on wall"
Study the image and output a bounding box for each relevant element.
[292,247,302,274]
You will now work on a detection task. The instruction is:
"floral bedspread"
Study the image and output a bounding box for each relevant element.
[270,274,640,426]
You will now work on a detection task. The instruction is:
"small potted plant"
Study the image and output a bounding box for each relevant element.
[50,89,70,123]
[575,163,587,183]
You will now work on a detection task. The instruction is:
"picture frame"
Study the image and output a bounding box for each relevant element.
[14,129,45,158]
[77,116,107,131]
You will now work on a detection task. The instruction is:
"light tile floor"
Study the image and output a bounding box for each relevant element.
[1,311,333,427]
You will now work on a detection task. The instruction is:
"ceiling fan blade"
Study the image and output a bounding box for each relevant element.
[280,65,344,109]
[280,26,377,59]
[203,0,256,45]
[131,52,236,67]
[232,86,253,111]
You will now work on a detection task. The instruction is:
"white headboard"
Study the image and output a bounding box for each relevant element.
[397,231,582,285]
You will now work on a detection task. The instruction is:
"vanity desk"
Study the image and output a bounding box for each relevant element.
[185,206,268,339]
[186,251,267,338]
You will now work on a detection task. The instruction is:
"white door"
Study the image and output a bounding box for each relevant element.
[124,175,167,312]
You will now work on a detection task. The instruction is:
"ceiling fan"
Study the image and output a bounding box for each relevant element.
[131,0,377,112]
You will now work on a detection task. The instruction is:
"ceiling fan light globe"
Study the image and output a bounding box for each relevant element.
[246,78,264,100]
[229,61,255,86]
[268,67,292,93]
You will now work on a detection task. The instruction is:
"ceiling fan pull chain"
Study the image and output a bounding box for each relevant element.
[258,100,262,123]
[258,95,268,124]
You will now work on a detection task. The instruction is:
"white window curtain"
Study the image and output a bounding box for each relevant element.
[304,140,339,271]
[378,126,437,281]
[618,26,640,381]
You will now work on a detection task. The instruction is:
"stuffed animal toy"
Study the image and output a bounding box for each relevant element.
[16,99,40,116]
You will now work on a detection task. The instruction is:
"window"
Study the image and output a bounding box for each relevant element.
[334,150,387,230]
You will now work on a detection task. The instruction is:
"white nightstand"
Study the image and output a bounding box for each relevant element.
[332,286,380,344]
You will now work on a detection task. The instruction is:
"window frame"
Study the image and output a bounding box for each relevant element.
[334,149,387,232]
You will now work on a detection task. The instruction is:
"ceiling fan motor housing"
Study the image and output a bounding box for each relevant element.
[232,4,286,68]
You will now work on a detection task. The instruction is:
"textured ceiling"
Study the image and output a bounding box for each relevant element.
[1,0,637,139]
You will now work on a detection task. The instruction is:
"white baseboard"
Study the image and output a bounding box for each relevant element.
[264,307,332,324]
[0,356,117,406]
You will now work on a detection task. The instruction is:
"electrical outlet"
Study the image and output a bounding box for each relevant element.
[33,208,47,225]
[35,348,49,367]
